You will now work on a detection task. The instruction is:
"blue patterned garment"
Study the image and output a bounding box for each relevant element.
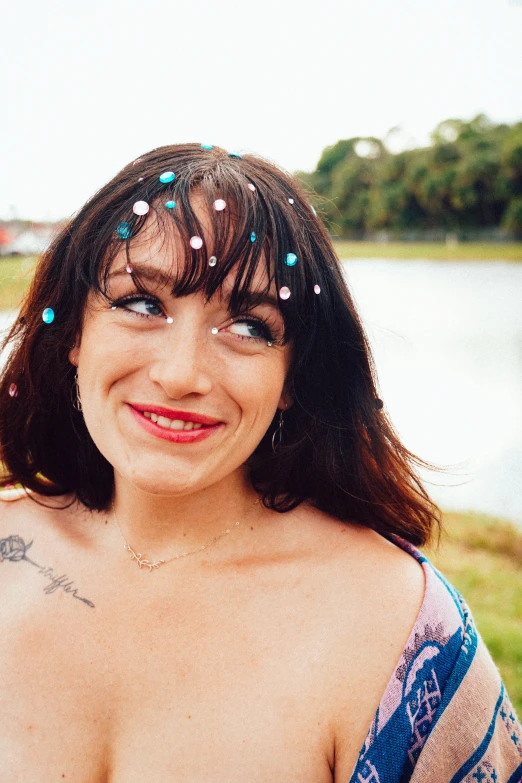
[348,535,522,783]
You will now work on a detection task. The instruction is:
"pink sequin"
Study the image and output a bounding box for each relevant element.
[213,199,226,211]
[8,383,18,398]
[247,183,256,192]
[132,158,142,166]
[190,236,203,249]
[279,286,291,300]
[314,284,321,294]
[133,200,149,216]
[126,263,133,274]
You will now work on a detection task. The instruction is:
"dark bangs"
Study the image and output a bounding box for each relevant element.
[91,145,330,349]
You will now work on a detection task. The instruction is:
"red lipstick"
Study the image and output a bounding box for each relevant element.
[130,404,221,426]
[127,404,224,444]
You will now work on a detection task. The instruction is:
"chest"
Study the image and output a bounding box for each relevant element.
[0,561,401,783]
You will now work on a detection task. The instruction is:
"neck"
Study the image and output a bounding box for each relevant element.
[110,468,260,562]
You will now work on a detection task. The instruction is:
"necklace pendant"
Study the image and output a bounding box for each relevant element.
[114,496,259,571]
[124,543,165,571]
[144,559,165,571]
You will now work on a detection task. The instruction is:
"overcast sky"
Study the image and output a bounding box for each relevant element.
[1,0,521,221]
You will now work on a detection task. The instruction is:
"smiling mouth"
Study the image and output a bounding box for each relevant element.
[142,411,205,432]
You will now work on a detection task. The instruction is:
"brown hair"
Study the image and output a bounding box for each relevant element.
[0,143,443,548]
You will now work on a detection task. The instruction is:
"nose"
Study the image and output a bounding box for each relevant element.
[148,313,213,400]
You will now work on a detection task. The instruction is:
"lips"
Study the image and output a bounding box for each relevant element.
[130,404,222,426]
[127,403,224,444]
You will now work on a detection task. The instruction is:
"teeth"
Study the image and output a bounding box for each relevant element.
[142,411,206,431]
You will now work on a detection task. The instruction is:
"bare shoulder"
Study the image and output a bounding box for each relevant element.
[286,502,427,686]
[291,502,426,609]
[0,487,74,530]
[0,486,34,530]
[0,489,60,564]
[287,504,426,781]
[0,488,100,620]
[0,488,96,570]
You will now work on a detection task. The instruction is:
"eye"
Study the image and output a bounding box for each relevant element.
[228,320,266,339]
[226,316,275,342]
[126,298,162,317]
[113,296,163,318]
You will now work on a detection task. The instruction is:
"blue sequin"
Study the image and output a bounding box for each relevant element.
[116,221,132,240]
[165,200,177,209]
[250,232,256,242]
[228,151,242,158]
[201,144,213,150]
[285,252,298,267]
[42,308,54,324]
[159,171,176,184]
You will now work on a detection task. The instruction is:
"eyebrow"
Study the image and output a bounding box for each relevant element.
[109,263,280,311]
[110,263,173,288]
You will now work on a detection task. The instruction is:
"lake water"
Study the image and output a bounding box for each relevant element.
[1,258,521,528]
[341,259,522,529]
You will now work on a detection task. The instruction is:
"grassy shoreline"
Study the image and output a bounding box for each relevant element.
[424,510,522,716]
[333,240,522,261]
[0,257,37,313]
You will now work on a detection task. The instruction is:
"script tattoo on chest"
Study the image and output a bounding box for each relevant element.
[0,534,95,608]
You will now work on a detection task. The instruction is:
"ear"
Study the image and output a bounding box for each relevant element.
[68,344,79,367]
[277,389,293,411]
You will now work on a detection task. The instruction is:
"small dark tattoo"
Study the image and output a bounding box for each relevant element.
[0,534,95,608]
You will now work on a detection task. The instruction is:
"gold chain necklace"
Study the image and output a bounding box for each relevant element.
[112,497,260,572]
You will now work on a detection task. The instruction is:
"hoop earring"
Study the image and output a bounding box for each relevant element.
[73,371,83,412]
[271,409,284,454]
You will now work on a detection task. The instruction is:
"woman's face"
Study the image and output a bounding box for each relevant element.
[70,205,292,498]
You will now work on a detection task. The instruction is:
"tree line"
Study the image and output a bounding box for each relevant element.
[298,114,522,239]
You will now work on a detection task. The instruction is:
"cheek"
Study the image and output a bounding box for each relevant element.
[225,355,288,419]
[80,317,145,381]
[76,322,142,428]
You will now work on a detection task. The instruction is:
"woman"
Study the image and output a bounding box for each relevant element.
[0,143,520,782]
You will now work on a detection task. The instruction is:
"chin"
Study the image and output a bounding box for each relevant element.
[122,470,193,497]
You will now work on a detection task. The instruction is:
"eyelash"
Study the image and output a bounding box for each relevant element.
[230,315,276,343]
[111,294,162,320]
[109,294,278,344]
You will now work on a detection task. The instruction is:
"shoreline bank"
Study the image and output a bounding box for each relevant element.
[425,509,522,715]
[333,241,522,261]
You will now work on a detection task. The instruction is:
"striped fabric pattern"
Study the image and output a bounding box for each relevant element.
[348,535,522,783]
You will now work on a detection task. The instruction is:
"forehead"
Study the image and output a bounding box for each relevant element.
[108,192,277,303]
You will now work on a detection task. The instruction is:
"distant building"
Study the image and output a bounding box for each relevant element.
[0,226,14,253]
[0,220,57,256]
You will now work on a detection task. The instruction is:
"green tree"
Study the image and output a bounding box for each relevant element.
[300,114,522,238]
